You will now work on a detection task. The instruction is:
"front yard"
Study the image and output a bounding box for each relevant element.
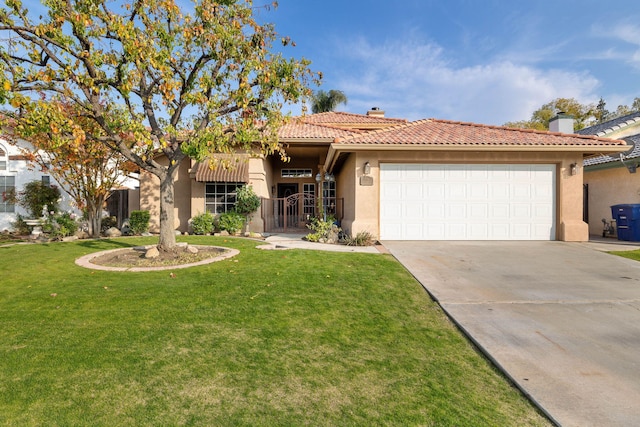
[0,236,550,426]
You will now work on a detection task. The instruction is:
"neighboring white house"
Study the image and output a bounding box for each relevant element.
[0,136,78,231]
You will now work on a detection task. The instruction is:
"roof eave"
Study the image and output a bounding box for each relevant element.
[324,143,629,171]
[330,143,630,152]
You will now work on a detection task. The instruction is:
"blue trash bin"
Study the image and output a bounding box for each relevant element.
[611,204,640,241]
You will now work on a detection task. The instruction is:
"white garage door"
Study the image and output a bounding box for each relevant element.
[380,164,556,240]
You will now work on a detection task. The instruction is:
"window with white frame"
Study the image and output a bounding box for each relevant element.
[323,181,336,216]
[281,169,312,178]
[0,146,7,171]
[303,183,315,216]
[0,176,15,213]
[205,182,244,214]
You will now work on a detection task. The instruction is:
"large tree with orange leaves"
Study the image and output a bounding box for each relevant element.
[0,0,318,251]
[7,100,131,237]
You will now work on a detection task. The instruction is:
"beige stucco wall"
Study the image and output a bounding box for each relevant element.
[341,150,587,242]
[336,154,357,234]
[139,158,192,233]
[584,165,640,236]
[188,157,270,233]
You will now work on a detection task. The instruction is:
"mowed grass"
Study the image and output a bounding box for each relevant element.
[610,248,640,262]
[0,237,551,426]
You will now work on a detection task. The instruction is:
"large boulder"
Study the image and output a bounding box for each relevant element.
[145,246,160,259]
[104,227,122,238]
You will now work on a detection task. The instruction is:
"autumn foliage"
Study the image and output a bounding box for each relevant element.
[0,0,318,250]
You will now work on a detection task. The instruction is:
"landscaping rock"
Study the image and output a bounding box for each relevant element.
[186,245,199,254]
[145,247,160,259]
[74,230,89,239]
[326,225,340,244]
[62,235,78,242]
[104,227,122,237]
[218,230,230,236]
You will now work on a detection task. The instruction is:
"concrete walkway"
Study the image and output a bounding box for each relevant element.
[382,239,640,427]
[259,234,381,253]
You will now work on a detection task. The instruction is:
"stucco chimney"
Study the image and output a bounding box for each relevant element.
[549,112,574,134]
[366,107,385,118]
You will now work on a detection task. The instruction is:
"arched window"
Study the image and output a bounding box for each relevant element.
[0,144,6,171]
[0,144,15,213]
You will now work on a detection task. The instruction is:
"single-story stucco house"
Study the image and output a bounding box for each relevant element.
[579,112,640,237]
[139,110,628,241]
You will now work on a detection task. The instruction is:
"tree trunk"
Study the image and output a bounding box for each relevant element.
[84,197,105,238]
[157,169,178,252]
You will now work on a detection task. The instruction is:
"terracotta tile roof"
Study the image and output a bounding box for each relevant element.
[334,118,628,148]
[278,112,407,140]
[278,120,362,139]
[302,111,407,125]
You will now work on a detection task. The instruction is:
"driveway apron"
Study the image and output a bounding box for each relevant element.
[383,240,640,427]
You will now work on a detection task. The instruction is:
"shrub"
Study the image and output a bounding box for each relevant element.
[18,181,61,218]
[191,211,216,235]
[42,211,78,239]
[11,213,30,235]
[129,210,151,235]
[101,216,118,232]
[344,231,375,246]
[217,211,245,234]
[234,185,261,216]
[305,216,340,243]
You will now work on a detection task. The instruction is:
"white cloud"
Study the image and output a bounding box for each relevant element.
[592,21,640,69]
[332,37,600,125]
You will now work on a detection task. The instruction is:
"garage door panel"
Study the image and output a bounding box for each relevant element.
[406,182,424,198]
[426,223,446,239]
[446,223,467,239]
[491,183,510,199]
[491,203,510,218]
[381,203,402,218]
[425,166,446,179]
[426,183,445,198]
[468,166,489,179]
[512,183,531,199]
[405,202,423,219]
[469,203,489,218]
[380,164,556,240]
[381,183,403,200]
[490,224,510,239]
[468,223,489,239]
[469,183,489,199]
[447,203,467,219]
[447,183,466,198]
[512,224,533,239]
[427,204,445,217]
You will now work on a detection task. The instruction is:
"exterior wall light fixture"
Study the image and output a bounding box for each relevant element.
[570,163,579,176]
[363,162,371,175]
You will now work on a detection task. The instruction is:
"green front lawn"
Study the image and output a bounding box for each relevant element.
[610,248,640,262]
[0,237,550,426]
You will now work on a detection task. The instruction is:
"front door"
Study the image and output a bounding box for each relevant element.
[277,183,299,229]
[278,183,298,199]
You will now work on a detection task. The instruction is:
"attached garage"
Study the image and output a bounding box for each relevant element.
[380,163,556,240]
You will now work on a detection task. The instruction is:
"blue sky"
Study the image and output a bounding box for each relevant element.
[256,0,640,125]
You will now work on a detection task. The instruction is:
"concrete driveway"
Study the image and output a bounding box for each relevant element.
[383,240,640,427]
